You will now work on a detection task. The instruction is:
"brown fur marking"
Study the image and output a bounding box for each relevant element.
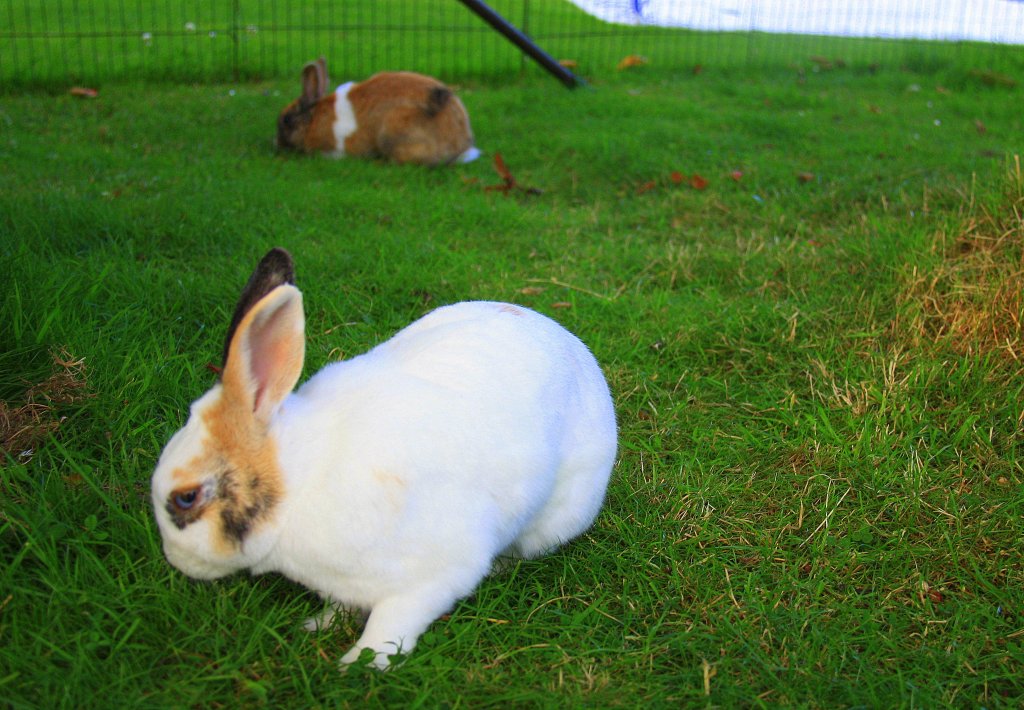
[164,400,283,554]
[304,94,338,152]
[200,395,284,553]
[277,95,338,153]
[345,72,473,165]
[423,86,451,117]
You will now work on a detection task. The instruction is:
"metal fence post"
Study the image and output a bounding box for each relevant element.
[455,0,582,88]
[231,0,240,82]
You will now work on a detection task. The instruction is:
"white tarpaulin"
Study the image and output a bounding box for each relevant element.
[567,0,1024,44]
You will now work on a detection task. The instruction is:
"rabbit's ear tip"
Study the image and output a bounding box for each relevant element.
[221,249,300,367]
[255,248,296,285]
[263,246,294,267]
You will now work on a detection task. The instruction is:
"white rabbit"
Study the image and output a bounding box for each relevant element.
[276,57,480,166]
[151,248,617,669]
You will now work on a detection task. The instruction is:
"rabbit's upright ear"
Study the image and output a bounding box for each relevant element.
[301,57,328,107]
[222,248,296,367]
[316,56,329,89]
[221,249,305,426]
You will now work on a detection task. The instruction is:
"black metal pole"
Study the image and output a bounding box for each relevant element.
[455,0,583,88]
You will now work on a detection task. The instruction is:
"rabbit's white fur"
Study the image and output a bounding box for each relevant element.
[327,82,358,157]
[151,252,617,670]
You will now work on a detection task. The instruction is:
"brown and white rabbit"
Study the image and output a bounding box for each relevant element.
[151,248,617,669]
[276,57,480,166]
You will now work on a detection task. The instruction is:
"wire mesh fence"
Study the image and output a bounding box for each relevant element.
[1,0,1021,89]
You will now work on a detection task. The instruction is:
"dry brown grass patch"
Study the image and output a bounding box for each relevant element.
[0,348,91,461]
[897,156,1024,360]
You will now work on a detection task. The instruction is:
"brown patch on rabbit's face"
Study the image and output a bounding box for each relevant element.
[276,99,312,152]
[202,396,284,552]
[277,95,339,153]
[161,395,284,554]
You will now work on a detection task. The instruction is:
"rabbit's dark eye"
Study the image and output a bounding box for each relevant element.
[172,487,201,511]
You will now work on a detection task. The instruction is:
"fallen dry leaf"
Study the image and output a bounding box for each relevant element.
[797,172,815,183]
[636,180,657,195]
[494,152,513,183]
[518,286,546,296]
[484,153,542,196]
[670,171,684,184]
[689,173,709,190]
[617,55,648,71]
[70,87,98,98]
[551,302,573,310]
[974,119,987,135]
[558,59,578,69]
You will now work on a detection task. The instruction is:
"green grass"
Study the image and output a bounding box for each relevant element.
[3,0,1023,88]
[1,57,1023,707]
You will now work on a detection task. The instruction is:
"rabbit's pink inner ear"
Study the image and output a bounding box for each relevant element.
[224,286,305,426]
[249,292,305,423]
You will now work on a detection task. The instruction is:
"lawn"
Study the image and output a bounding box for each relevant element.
[1,51,1023,707]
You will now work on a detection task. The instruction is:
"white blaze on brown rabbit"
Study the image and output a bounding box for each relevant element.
[151,248,617,669]
[276,57,480,166]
